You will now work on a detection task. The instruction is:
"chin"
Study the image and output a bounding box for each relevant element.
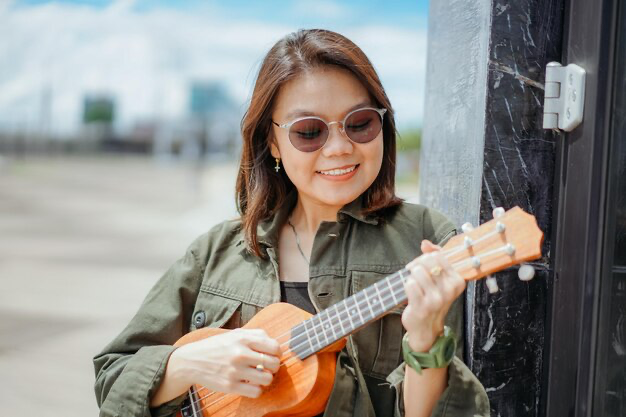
[315,186,365,207]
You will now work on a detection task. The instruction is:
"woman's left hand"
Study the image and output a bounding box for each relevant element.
[401,239,466,352]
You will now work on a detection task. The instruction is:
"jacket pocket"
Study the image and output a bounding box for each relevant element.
[191,286,243,331]
[350,270,406,379]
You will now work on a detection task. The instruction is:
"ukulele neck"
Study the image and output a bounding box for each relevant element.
[290,269,409,360]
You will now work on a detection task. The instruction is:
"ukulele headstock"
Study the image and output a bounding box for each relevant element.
[442,206,544,282]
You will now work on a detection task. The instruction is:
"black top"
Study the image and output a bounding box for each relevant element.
[279,281,316,315]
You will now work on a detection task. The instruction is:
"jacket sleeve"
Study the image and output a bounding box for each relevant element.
[93,232,211,417]
[385,208,490,417]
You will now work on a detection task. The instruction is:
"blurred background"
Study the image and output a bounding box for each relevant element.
[0,0,428,415]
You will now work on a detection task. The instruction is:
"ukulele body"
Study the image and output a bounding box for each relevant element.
[174,302,347,417]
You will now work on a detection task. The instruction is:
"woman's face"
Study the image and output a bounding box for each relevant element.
[270,66,384,209]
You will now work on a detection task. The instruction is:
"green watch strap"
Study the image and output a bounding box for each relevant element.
[402,326,457,375]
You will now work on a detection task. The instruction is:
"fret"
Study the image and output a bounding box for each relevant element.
[373,284,386,315]
[302,317,315,355]
[317,314,330,347]
[398,268,410,283]
[398,270,411,298]
[374,281,387,310]
[322,309,337,342]
[362,286,376,318]
[345,298,357,330]
[353,293,367,325]
[385,275,399,305]
[309,316,323,351]
[332,303,346,336]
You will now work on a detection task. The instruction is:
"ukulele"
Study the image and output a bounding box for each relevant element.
[175,206,544,417]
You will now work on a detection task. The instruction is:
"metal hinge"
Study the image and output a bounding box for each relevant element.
[543,62,586,132]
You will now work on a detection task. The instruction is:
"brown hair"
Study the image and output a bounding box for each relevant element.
[236,29,402,258]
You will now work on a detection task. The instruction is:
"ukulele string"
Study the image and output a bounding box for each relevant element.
[247,230,497,358]
[267,229,500,355]
[271,236,482,353]
[181,232,509,414]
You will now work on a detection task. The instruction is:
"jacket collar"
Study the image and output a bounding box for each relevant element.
[253,191,378,248]
[337,194,379,226]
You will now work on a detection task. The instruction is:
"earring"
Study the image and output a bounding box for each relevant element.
[274,158,281,173]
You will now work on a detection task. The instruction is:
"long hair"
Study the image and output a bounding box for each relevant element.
[237,29,402,258]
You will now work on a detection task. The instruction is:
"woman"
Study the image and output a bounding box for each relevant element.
[94,29,489,417]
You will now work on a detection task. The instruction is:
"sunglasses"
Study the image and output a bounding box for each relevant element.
[271,107,387,152]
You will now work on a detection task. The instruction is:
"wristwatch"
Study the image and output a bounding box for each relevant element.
[402,326,456,375]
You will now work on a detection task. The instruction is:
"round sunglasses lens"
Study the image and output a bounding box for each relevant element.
[345,109,383,143]
[289,118,328,152]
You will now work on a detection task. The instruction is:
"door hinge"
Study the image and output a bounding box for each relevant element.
[543,62,586,132]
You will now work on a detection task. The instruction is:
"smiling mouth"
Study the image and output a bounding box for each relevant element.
[316,164,360,176]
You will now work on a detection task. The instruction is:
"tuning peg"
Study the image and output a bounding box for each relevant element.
[492,207,505,219]
[505,243,516,256]
[518,264,536,281]
[485,275,499,294]
[461,222,474,233]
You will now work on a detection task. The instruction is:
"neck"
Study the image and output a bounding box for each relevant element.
[290,194,343,235]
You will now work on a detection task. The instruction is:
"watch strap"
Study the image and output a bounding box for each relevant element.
[402,326,456,375]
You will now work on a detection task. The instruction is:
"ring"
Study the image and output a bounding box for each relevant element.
[256,353,265,371]
[430,266,442,277]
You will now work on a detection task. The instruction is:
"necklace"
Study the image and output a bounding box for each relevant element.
[287,217,310,265]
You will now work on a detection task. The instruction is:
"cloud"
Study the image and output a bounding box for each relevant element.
[291,0,347,20]
[0,2,427,135]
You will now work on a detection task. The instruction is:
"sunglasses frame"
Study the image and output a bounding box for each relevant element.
[271,107,387,152]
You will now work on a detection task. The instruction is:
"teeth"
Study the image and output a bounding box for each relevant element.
[318,165,357,176]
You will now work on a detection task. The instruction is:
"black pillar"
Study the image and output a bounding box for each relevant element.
[421,1,564,415]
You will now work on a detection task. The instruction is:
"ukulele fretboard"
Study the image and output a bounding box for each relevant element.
[289,268,410,359]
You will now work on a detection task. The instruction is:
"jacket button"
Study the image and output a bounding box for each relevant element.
[193,311,206,328]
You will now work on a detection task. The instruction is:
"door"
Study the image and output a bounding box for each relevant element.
[545,0,625,416]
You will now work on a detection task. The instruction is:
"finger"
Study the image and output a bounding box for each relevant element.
[256,351,280,373]
[238,366,274,387]
[230,381,263,398]
[405,240,442,270]
[430,251,466,298]
[420,239,442,253]
[411,263,440,303]
[403,266,426,310]
[242,332,281,356]
[247,338,281,368]
[240,350,280,374]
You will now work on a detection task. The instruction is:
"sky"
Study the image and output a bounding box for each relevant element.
[0,0,429,136]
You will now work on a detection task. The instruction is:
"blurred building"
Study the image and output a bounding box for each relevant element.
[152,82,241,160]
[82,95,115,151]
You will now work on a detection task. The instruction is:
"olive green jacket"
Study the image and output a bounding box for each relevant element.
[93,193,489,417]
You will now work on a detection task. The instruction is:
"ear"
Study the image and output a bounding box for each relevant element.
[270,143,280,159]
[269,130,281,159]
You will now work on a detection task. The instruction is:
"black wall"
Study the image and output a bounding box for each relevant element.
[468,1,564,416]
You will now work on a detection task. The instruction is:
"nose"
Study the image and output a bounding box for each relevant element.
[321,121,353,157]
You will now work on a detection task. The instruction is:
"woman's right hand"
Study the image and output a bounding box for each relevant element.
[173,328,281,398]
[150,328,281,407]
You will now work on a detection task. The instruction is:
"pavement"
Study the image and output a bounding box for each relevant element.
[0,155,239,416]
[0,154,418,416]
